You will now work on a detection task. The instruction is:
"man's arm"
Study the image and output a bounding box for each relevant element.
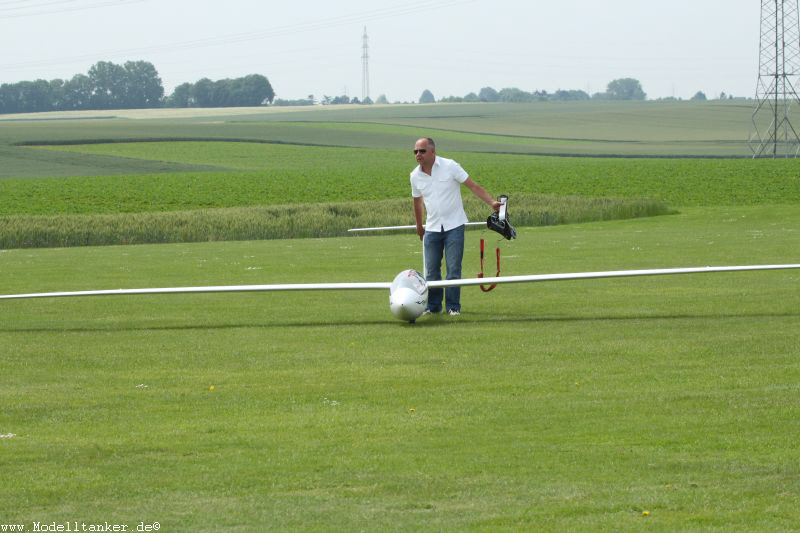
[413,196,425,240]
[463,178,502,211]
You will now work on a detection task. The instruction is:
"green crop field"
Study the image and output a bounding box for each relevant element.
[0,100,759,163]
[1,102,799,531]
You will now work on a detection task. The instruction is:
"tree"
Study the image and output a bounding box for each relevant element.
[0,84,16,113]
[272,97,314,106]
[190,78,215,107]
[85,60,165,109]
[63,74,92,110]
[498,87,533,102]
[48,79,67,110]
[375,94,388,104]
[88,61,128,109]
[18,80,54,112]
[167,83,192,107]
[123,60,164,108]
[605,78,646,100]
[0,79,54,113]
[229,74,274,106]
[478,86,499,102]
[690,91,707,101]
[419,89,435,103]
[0,83,22,113]
[211,79,233,106]
[553,89,590,101]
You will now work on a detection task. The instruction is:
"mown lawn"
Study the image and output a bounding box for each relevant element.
[1,205,799,531]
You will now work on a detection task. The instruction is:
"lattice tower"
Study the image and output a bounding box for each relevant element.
[749,0,800,157]
[361,27,370,102]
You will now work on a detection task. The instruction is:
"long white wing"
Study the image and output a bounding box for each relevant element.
[0,282,392,300]
[2,264,798,301]
[427,264,800,288]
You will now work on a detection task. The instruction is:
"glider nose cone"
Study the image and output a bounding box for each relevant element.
[390,287,427,322]
[389,269,428,322]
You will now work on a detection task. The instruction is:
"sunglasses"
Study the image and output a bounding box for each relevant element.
[413,149,427,154]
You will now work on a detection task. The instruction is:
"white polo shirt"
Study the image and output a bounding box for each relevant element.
[410,156,469,232]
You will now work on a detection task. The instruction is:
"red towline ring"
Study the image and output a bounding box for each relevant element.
[478,238,501,292]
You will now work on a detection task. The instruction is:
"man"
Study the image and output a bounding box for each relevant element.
[410,137,501,316]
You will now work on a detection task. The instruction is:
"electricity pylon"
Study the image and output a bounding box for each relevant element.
[749,0,800,158]
[361,27,370,102]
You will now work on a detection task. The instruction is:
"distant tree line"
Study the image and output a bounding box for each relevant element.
[431,78,647,104]
[656,91,747,102]
[0,61,275,114]
[166,74,274,107]
[271,94,394,106]
[0,61,164,113]
[0,65,741,114]
[272,95,316,106]
[438,86,591,103]
[318,95,373,105]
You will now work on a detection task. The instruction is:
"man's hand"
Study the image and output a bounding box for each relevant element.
[413,197,425,240]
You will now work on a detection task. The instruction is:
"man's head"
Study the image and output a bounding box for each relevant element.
[414,137,436,167]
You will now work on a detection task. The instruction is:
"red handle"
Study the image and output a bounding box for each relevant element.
[478,238,500,292]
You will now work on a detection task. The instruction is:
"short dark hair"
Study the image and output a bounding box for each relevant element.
[425,137,435,149]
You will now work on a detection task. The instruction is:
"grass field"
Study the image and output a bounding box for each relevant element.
[2,206,799,531]
[0,101,759,164]
[1,102,799,531]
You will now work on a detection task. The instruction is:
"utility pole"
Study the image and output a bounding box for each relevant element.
[361,26,370,102]
[749,0,800,157]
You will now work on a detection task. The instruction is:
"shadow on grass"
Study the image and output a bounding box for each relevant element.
[3,310,799,333]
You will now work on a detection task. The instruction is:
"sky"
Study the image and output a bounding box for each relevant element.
[0,0,761,103]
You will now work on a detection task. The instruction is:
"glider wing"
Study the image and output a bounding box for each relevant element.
[427,264,800,288]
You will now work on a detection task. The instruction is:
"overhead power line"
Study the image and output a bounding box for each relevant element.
[0,0,144,17]
[0,0,473,71]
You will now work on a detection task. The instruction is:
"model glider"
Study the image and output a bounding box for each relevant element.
[2,264,799,323]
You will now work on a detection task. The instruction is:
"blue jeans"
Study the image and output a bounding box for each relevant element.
[424,224,465,313]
